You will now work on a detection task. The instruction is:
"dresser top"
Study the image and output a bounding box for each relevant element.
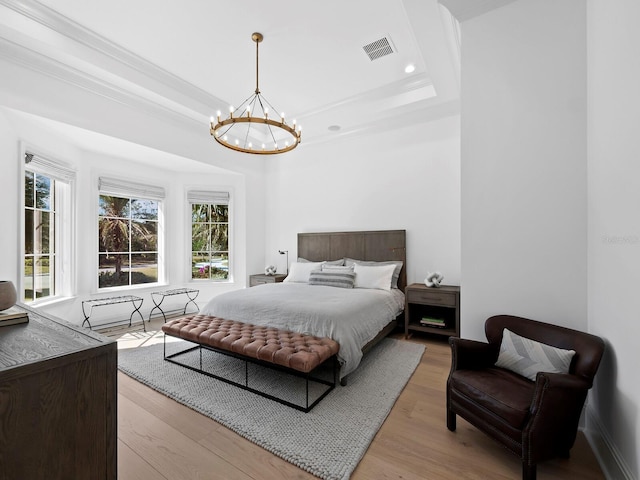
[0,304,114,371]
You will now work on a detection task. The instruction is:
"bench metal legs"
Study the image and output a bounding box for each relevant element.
[163,334,338,412]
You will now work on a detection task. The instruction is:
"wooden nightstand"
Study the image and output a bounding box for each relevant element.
[249,273,287,287]
[405,284,460,339]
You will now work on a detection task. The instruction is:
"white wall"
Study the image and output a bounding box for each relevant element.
[263,116,461,285]
[587,0,640,478]
[460,0,588,341]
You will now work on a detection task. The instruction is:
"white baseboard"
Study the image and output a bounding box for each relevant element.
[583,404,636,480]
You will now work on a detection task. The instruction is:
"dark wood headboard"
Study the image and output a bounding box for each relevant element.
[297,230,407,291]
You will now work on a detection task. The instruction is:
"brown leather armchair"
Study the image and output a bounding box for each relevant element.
[446,315,604,480]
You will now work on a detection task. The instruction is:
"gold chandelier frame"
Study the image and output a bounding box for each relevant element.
[210,32,302,155]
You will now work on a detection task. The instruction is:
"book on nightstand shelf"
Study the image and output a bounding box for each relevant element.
[420,316,446,328]
[0,307,29,326]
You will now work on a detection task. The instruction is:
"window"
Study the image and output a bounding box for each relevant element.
[23,152,75,302]
[98,177,164,289]
[189,191,230,281]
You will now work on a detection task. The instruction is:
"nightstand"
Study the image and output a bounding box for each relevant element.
[249,273,287,287]
[405,284,460,339]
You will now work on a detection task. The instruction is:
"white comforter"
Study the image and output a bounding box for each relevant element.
[200,283,405,378]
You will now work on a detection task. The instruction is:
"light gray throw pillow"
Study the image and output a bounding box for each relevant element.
[495,328,576,381]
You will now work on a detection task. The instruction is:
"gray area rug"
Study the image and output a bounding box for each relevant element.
[118,337,425,480]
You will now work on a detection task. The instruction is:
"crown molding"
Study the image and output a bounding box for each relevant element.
[0,0,225,113]
[0,36,204,128]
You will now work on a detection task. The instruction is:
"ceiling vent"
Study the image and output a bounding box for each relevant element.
[362,36,395,61]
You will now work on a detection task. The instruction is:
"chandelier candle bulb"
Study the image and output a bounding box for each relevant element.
[217,111,221,122]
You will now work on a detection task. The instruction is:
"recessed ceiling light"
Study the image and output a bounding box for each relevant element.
[328,125,341,132]
[404,64,416,74]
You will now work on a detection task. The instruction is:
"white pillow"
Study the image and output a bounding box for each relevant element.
[353,263,396,291]
[344,258,403,288]
[495,328,576,381]
[283,261,324,283]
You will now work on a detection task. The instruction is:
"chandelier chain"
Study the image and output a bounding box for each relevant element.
[255,35,260,94]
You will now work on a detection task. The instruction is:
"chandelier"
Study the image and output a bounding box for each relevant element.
[209,32,302,155]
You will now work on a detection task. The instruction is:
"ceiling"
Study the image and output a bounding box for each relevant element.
[0,0,505,164]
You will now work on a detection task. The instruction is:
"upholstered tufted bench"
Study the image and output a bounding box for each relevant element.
[161,314,340,412]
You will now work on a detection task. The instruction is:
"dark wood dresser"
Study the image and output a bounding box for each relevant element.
[0,304,117,479]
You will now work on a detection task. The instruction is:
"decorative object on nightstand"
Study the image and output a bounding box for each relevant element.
[278,249,289,274]
[250,273,287,287]
[424,271,444,287]
[405,284,460,339]
[264,265,277,275]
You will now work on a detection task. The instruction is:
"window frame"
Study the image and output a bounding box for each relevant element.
[187,190,232,283]
[97,177,165,292]
[20,148,76,304]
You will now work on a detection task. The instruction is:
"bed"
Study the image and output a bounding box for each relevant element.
[200,230,407,381]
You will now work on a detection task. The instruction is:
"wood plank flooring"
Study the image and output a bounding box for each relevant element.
[115,323,605,480]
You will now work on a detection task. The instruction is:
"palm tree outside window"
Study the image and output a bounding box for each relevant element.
[98,194,159,288]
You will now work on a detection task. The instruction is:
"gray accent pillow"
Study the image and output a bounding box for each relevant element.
[308,270,355,289]
[344,258,403,289]
[495,328,576,381]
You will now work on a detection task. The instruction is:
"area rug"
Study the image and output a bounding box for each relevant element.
[118,337,425,480]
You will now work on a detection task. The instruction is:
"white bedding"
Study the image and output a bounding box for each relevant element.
[200,283,405,378]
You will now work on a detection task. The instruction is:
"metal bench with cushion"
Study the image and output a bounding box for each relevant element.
[162,314,340,412]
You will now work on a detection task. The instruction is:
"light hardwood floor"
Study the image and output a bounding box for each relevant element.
[114,321,605,480]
